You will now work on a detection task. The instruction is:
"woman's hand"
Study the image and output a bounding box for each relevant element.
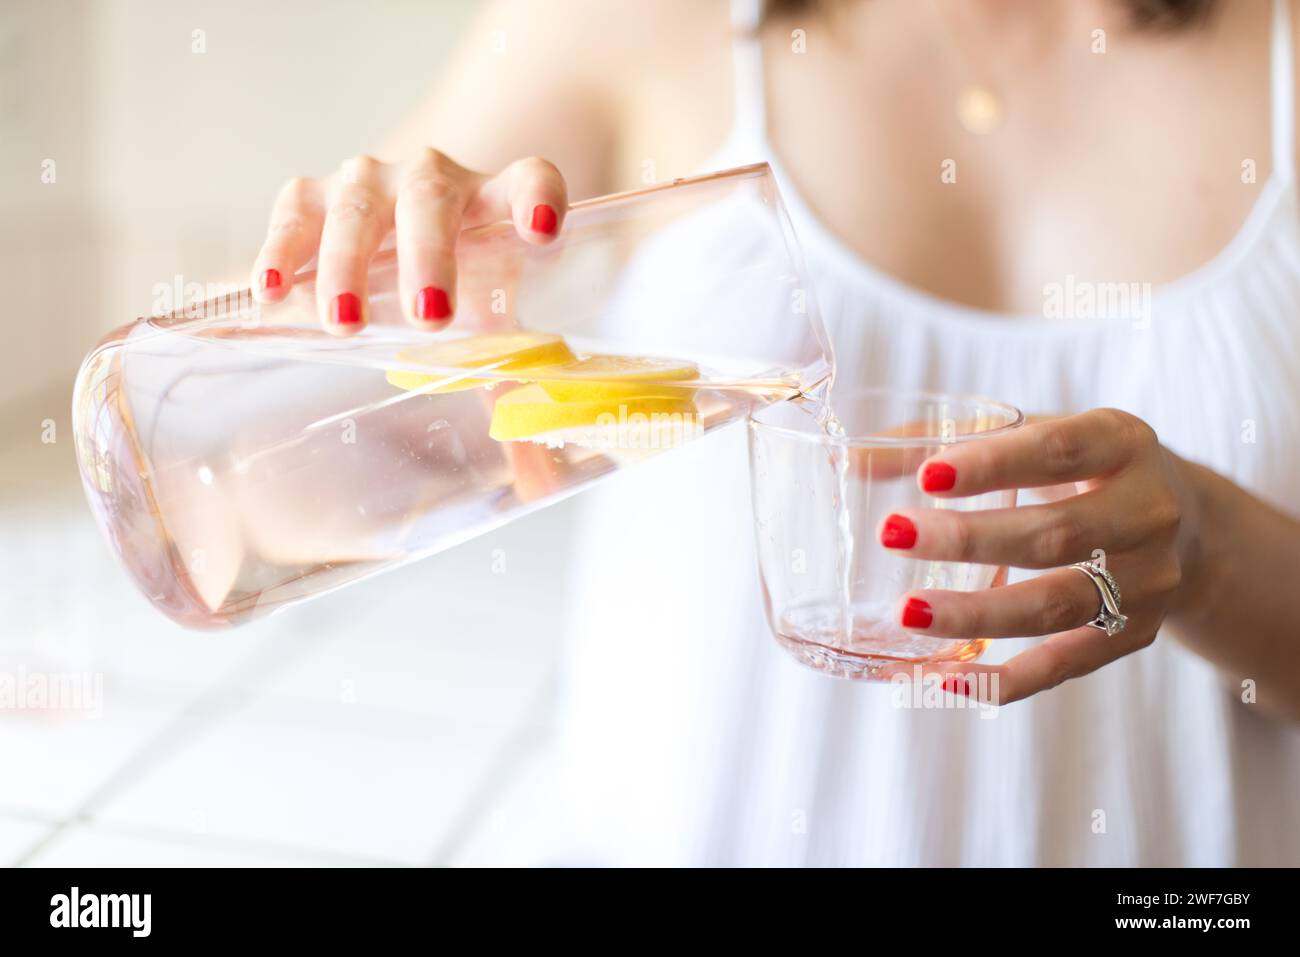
[249,150,567,332]
[881,408,1203,705]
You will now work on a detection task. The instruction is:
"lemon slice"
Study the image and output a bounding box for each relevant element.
[386,331,576,393]
[489,384,700,449]
[533,354,699,402]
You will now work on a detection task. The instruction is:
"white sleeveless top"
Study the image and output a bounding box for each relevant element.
[550,0,1300,865]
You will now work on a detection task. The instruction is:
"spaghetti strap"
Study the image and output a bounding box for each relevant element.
[728,0,768,143]
[1272,0,1295,177]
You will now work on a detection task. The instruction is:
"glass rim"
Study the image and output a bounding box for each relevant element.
[749,385,1025,448]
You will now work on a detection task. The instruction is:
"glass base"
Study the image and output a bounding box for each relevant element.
[773,632,989,681]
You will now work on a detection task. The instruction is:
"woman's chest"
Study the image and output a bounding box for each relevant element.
[751,7,1276,316]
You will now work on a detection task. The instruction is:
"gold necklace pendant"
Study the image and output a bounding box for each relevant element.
[956,85,1002,135]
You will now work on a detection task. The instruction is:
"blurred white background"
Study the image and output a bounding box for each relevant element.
[2,0,479,402]
[0,0,576,866]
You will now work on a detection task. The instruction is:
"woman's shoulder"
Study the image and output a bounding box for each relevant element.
[482,0,732,71]
[483,0,737,185]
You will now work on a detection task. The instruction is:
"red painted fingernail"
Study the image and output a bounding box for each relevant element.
[921,461,957,493]
[530,203,558,234]
[416,286,452,320]
[941,676,971,697]
[902,597,933,629]
[881,514,917,549]
[260,268,281,291]
[332,292,362,325]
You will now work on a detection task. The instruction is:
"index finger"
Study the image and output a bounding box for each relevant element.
[916,408,1155,498]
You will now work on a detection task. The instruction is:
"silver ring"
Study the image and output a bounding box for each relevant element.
[1068,561,1128,636]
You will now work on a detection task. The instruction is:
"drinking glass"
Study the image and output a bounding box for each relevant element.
[748,387,1023,678]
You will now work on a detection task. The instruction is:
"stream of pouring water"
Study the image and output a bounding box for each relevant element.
[806,385,856,650]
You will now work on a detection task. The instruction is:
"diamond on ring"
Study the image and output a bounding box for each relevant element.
[1068,561,1128,637]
